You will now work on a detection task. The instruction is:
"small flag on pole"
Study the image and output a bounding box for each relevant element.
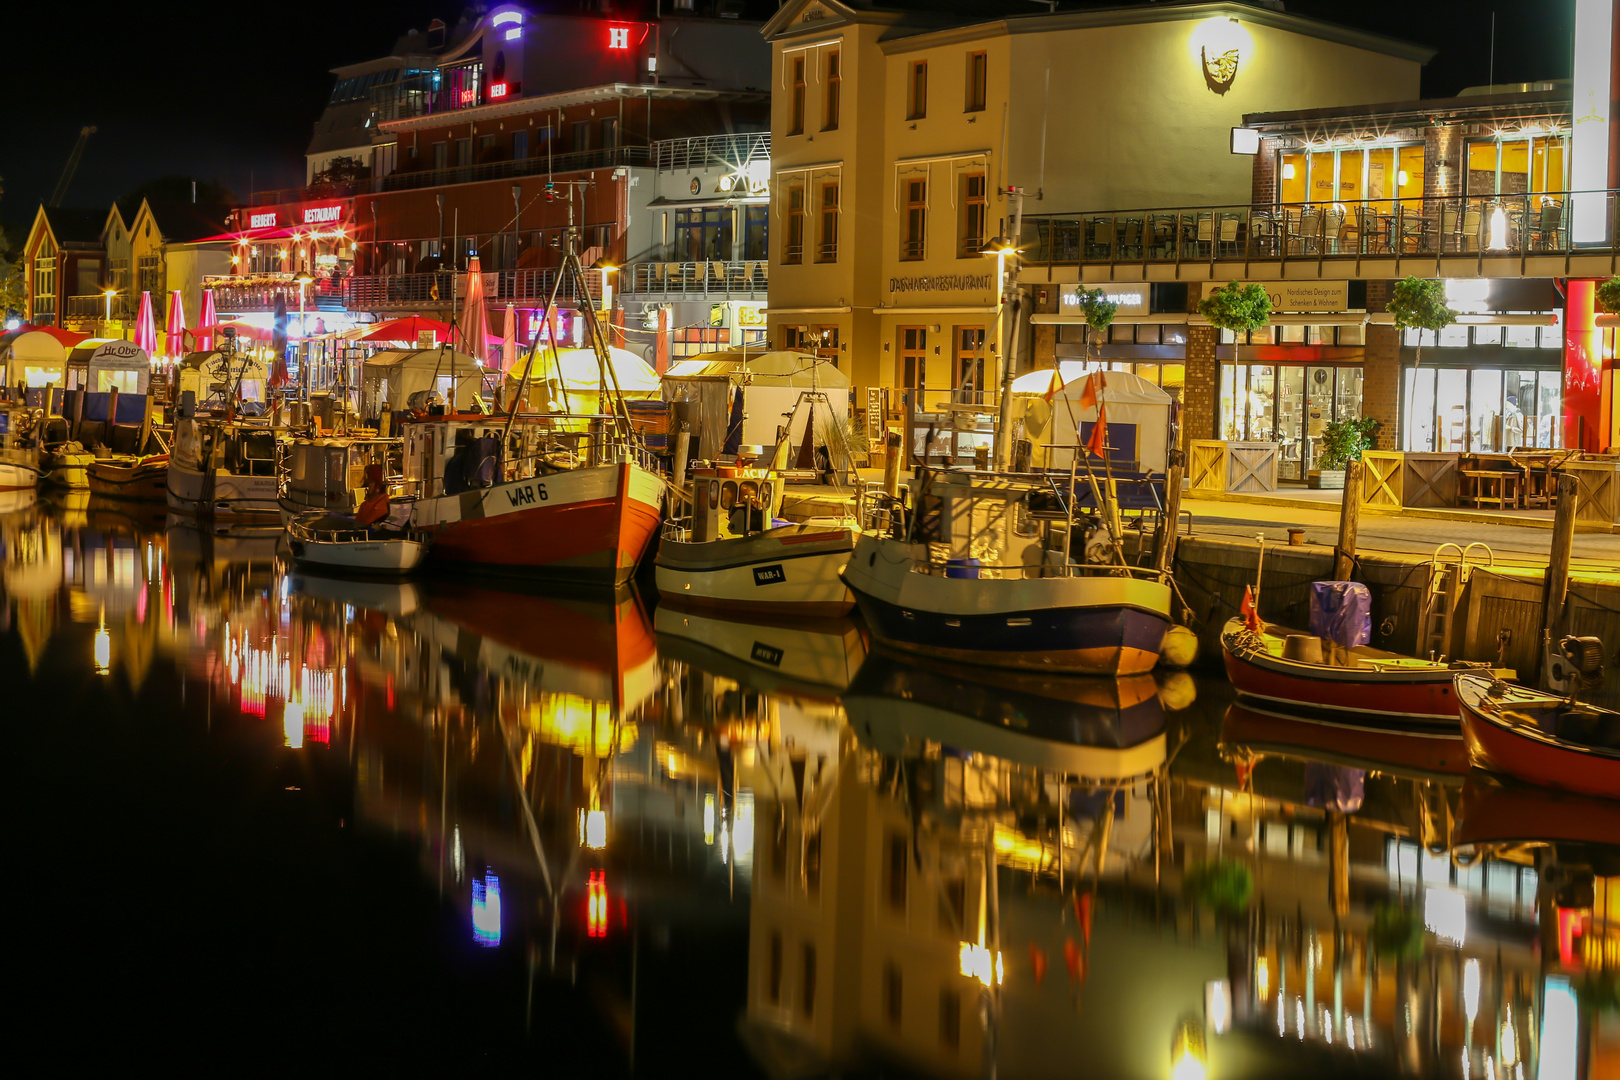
[1042,364,1065,403]
[1083,402,1108,459]
[1240,584,1263,633]
[1078,371,1102,412]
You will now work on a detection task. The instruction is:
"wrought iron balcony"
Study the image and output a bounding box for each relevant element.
[374,146,652,194]
[346,268,602,312]
[651,132,769,173]
[617,260,768,300]
[64,294,134,322]
[1022,190,1620,276]
[203,275,347,314]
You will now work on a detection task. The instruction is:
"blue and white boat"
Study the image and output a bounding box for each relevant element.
[842,468,1172,676]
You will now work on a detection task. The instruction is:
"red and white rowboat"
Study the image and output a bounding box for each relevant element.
[1455,672,1620,800]
[1221,617,1499,724]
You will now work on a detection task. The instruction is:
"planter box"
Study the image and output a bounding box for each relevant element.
[1308,469,1346,490]
[1360,450,1459,509]
[1190,439,1279,494]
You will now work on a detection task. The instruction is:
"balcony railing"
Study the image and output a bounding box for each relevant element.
[202,274,347,314]
[374,146,652,194]
[64,294,134,321]
[652,132,769,172]
[1023,190,1620,272]
[346,268,602,312]
[619,260,768,299]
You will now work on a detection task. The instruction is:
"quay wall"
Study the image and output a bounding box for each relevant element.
[1151,536,1620,706]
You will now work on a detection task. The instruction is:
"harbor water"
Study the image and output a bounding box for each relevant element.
[6,492,1616,1077]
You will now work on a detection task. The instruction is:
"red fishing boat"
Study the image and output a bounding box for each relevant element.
[1455,672,1620,800]
[1221,700,1469,778]
[1221,617,1501,724]
[402,414,663,585]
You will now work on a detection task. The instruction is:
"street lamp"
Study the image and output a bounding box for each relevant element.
[597,261,619,321]
[982,235,1022,470]
[103,288,116,330]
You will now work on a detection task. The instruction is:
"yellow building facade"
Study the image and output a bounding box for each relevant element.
[761,0,1430,433]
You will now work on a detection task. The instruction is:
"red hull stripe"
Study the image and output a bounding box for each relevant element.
[429,494,661,581]
[1461,702,1620,800]
[1223,649,1459,721]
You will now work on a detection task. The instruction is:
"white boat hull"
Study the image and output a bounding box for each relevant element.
[167,461,282,522]
[289,535,428,573]
[654,527,854,616]
[0,460,39,492]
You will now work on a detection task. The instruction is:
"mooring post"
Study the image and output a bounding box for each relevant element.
[671,428,690,514]
[1332,460,1362,581]
[1544,473,1578,642]
[1153,456,1185,574]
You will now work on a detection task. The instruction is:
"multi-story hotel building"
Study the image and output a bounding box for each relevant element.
[760,0,1431,437]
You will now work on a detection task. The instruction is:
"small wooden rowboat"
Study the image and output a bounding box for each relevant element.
[287,512,431,575]
[1455,672,1620,800]
[1221,700,1469,779]
[87,454,169,501]
[1221,617,1501,723]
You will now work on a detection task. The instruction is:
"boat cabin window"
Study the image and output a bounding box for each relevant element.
[739,480,758,506]
[720,481,738,510]
[708,479,720,509]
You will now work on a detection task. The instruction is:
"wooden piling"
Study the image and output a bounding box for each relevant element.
[671,428,691,513]
[1331,460,1362,581]
[1544,472,1578,640]
[1152,458,1184,574]
[883,431,902,498]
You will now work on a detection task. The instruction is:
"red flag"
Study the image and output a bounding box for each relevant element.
[1076,892,1094,945]
[1042,365,1065,403]
[1029,944,1049,986]
[1063,937,1083,982]
[1078,371,1102,411]
[1240,584,1263,633]
[1083,402,1108,460]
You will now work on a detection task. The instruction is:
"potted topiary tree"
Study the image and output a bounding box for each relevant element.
[1388,276,1456,366]
[1598,275,1620,316]
[1197,282,1273,336]
[1069,286,1119,361]
[1309,416,1380,489]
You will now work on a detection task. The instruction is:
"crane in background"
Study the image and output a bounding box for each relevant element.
[48,126,97,207]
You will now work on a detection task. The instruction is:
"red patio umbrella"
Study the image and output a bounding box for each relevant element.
[196,290,218,352]
[360,315,452,344]
[133,291,157,356]
[164,290,186,359]
[501,303,517,375]
[196,321,277,343]
[19,324,90,347]
[455,256,492,364]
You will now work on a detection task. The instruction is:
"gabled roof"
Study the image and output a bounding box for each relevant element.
[38,205,105,247]
[133,199,233,245]
[101,204,128,245]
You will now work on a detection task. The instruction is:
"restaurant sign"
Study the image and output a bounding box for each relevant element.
[237,199,354,232]
[1219,280,1349,312]
[889,273,993,294]
[1059,284,1149,317]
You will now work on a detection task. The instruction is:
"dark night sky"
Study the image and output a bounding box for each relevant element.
[0,0,1574,233]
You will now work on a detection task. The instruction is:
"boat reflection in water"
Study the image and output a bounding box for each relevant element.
[5,492,1619,1075]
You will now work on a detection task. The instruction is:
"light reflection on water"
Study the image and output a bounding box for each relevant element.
[3,496,1617,1078]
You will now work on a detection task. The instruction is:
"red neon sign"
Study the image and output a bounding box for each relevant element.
[458,89,475,104]
[489,82,509,99]
[587,870,608,937]
[607,25,630,49]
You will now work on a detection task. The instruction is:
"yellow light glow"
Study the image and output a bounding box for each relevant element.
[93,625,111,674]
[1256,955,1270,998]
[958,942,1003,986]
[527,696,637,756]
[703,793,716,845]
[1189,16,1250,63]
[1171,1052,1207,1080]
[584,809,607,849]
[992,824,1049,869]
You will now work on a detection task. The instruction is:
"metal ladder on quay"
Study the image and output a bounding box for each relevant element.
[1418,542,1494,661]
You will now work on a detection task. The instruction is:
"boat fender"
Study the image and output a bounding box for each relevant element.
[1159,625,1199,668]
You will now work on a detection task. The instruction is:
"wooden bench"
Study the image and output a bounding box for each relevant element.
[1459,469,1520,509]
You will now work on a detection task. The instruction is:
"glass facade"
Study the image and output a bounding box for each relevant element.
[1402,366,1563,451]
[1221,363,1364,481]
